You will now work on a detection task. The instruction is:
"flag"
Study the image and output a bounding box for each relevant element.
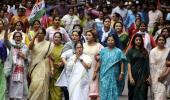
[28,0,46,24]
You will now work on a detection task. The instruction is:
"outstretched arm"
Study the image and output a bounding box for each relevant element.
[3,29,11,49]
[29,33,38,50]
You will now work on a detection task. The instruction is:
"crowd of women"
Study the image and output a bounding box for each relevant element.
[0,0,170,100]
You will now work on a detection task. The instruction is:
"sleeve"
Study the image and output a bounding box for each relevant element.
[66,55,76,70]
[62,42,72,53]
[25,34,30,46]
[61,51,68,58]
[0,43,7,62]
[126,49,132,62]
[62,29,71,42]
[3,39,11,49]
[61,16,66,26]
[150,35,156,48]
[112,33,123,50]
[149,49,155,66]
[82,55,92,65]
[61,49,73,59]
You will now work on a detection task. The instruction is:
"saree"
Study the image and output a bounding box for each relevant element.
[99,47,127,100]
[118,32,129,50]
[126,48,150,100]
[28,40,54,100]
[0,60,6,100]
[3,39,30,99]
[83,43,103,98]
[0,41,7,100]
[49,45,63,100]
[150,47,170,100]
[67,54,92,100]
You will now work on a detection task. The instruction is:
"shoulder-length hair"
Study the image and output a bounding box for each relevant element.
[131,34,148,57]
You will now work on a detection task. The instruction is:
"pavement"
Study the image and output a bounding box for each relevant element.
[119,78,170,100]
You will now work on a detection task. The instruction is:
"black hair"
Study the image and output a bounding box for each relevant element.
[156,34,167,44]
[71,29,82,39]
[131,34,144,48]
[32,20,41,26]
[74,41,83,50]
[14,21,24,28]
[152,22,159,36]
[114,12,121,18]
[139,22,147,31]
[105,34,119,47]
[140,22,147,27]
[131,34,148,57]
[13,31,22,39]
[68,7,74,13]
[103,16,111,23]
[39,28,46,35]
[53,15,61,21]
[17,8,22,12]
[73,24,83,34]
[113,21,123,29]
[85,29,98,42]
[161,27,169,34]
[149,2,157,8]
[53,32,63,40]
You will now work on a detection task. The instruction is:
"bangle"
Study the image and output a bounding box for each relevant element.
[51,67,54,71]
[120,72,124,74]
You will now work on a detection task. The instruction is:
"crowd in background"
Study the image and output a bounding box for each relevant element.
[0,0,170,100]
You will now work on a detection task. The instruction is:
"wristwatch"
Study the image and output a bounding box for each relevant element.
[80,59,83,62]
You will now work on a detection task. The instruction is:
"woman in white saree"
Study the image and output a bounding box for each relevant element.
[150,34,170,100]
[67,42,92,100]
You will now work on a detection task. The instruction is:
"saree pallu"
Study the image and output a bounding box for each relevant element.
[118,33,129,51]
[49,67,63,100]
[0,60,6,100]
[6,43,30,99]
[99,47,127,100]
[0,42,7,100]
[29,59,50,100]
[49,45,63,100]
[150,47,170,100]
[127,48,150,100]
[67,54,92,100]
[28,40,54,100]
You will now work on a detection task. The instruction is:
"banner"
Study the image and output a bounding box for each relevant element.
[28,0,46,24]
